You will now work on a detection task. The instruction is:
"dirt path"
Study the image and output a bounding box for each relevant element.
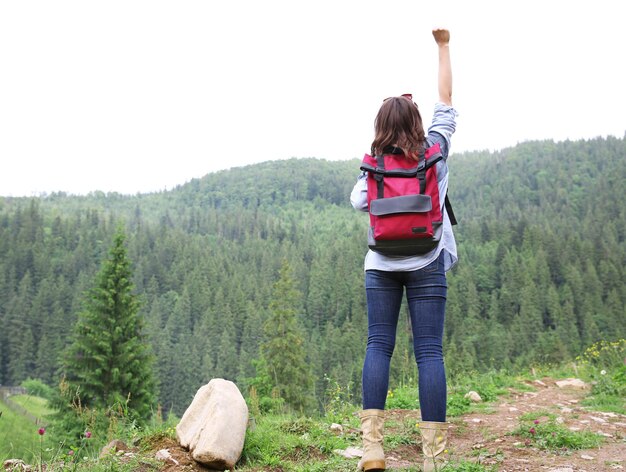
[384,378,625,471]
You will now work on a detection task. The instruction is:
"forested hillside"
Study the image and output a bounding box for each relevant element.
[0,136,624,416]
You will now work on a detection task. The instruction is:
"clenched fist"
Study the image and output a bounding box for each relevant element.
[432,29,450,46]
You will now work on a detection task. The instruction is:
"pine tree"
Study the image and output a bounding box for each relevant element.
[260,260,314,413]
[61,228,156,422]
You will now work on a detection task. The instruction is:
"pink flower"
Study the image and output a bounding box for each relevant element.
[534,420,539,425]
[38,428,45,436]
[529,427,536,435]
[85,431,92,439]
[68,450,74,456]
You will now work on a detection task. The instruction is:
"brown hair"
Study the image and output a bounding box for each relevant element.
[370,96,425,160]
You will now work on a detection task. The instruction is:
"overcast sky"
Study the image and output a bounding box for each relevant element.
[1,0,624,196]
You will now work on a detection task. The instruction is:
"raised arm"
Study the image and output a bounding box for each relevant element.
[432,29,452,106]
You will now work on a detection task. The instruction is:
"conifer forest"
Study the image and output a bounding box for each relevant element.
[0,136,624,417]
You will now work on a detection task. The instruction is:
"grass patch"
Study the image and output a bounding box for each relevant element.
[67,452,163,471]
[511,413,603,452]
[386,386,419,410]
[387,369,529,418]
[581,364,626,415]
[581,393,626,415]
[9,394,53,421]
[0,398,52,462]
[447,369,535,417]
[384,418,420,450]
[445,461,499,471]
[239,414,355,471]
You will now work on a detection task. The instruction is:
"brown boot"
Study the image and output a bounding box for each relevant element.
[420,421,449,472]
[357,409,386,471]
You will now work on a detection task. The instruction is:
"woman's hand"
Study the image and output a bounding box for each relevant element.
[432,29,450,46]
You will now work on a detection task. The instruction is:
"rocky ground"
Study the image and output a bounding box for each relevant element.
[381,378,625,471]
[154,377,625,471]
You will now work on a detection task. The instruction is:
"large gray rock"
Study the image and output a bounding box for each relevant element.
[176,378,248,470]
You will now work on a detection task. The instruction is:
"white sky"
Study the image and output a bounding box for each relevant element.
[1,0,624,196]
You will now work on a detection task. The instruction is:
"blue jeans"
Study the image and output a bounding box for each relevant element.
[362,253,448,421]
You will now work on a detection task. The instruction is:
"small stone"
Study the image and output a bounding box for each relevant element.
[561,407,573,414]
[569,426,581,431]
[534,379,547,387]
[548,468,574,472]
[330,423,343,433]
[3,459,31,471]
[509,407,520,412]
[100,440,128,458]
[555,378,588,389]
[581,454,595,460]
[465,391,482,402]
[471,418,483,423]
[555,416,564,424]
[333,447,363,459]
[589,416,608,424]
[598,432,613,438]
[155,449,180,466]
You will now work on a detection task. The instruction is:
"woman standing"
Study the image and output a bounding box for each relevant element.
[350,29,458,472]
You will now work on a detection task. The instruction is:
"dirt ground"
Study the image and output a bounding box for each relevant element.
[144,378,624,472]
[383,378,625,471]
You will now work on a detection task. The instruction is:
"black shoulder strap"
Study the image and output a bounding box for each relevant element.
[375,155,385,199]
[445,194,457,225]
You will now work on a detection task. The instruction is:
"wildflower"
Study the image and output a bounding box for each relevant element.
[68,450,74,456]
[529,427,536,435]
[600,370,607,376]
[85,431,92,439]
[38,427,46,435]
[534,420,539,425]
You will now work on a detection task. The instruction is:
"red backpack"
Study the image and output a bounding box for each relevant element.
[360,143,456,256]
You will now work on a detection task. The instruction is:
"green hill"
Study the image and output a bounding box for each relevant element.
[0,136,624,417]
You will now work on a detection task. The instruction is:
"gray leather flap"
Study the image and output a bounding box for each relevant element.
[370,195,432,216]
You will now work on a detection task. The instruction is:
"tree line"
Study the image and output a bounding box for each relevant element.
[0,136,624,416]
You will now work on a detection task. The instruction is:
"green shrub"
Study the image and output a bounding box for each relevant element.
[21,379,54,401]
